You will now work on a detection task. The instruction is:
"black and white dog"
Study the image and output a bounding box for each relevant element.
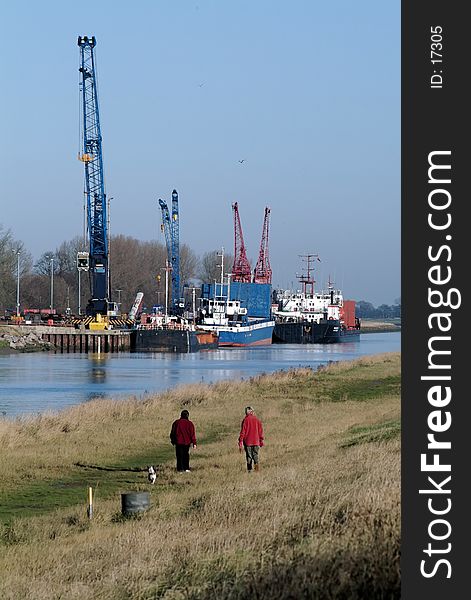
[147,465,157,484]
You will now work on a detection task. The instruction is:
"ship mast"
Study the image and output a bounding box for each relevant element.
[297,254,320,295]
[217,247,225,297]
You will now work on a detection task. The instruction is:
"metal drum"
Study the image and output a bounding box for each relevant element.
[121,491,150,516]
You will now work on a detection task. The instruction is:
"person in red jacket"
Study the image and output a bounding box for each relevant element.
[238,406,264,472]
[170,409,197,472]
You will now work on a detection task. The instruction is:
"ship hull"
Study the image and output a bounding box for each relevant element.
[131,328,218,353]
[200,320,275,347]
[273,320,360,344]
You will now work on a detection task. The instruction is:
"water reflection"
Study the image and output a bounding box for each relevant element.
[0,333,400,418]
[86,354,108,385]
[86,392,108,402]
[89,368,107,384]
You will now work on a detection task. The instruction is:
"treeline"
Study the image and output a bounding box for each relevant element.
[1,224,401,318]
[356,300,401,319]
[0,224,233,315]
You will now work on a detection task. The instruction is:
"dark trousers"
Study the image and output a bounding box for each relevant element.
[175,444,191,471]
[244,445,260,470]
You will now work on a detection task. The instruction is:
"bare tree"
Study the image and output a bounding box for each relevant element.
[109,234,167,312]
[1,227,220,316]
[198,249,234,283]
[0,225,33,312]
[180,244,198,287]
[34,251,57,276]
[55,236,85,277]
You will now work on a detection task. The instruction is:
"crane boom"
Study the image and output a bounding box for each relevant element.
[170,190,180,307]
[78,35,109,316]
[253,207,272,284]
[158,190,180,310]
[159,199,172,264]
[231,202,252,282]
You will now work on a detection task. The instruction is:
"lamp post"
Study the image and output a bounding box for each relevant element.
[115,288,122,313]
[226,273,232,311]
[16,249,21,317]
[77,267,81,316]
[161,261,172,318]
[107,196,113,300]
[77,251,90,315]
[50,257,54,312]
[185,286,200,327]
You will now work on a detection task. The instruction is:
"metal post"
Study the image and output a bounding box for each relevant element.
[107,196,113,300]
[87,486,93,519]
[16,250,21,317]
[226,273,232,312]
[50,257,54,312]
[78,268,81,315]
[165,261,169,317]
[220,247,224,294]
[217,247,224,296]
[161,260,173,319]
[192,287,196,326]
[115,288,122,313]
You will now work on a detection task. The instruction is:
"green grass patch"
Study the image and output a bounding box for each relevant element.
[0,428,225,524]
[251,371,401,404]
[209,356,401,408]
[340,419,401,448]
[327,375,401,402]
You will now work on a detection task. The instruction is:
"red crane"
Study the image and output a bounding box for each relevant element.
[231,202,252,282]
[253,207,272,284]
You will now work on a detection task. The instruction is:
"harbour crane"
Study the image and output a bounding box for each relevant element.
[158,190,180,310]
[77,36,113,318]
[231,202,252,282]
[253,207,272,284]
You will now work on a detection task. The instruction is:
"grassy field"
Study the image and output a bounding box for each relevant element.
[0,353,401,600]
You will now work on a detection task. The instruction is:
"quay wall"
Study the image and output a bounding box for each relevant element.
[1,324,132,353]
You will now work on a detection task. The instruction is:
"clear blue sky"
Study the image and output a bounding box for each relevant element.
[0,0,399,305]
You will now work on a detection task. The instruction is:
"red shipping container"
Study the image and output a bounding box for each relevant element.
[341,300,356,328]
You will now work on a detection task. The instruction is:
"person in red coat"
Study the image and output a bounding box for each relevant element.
[170,409,197,472]
[238,406,264,472]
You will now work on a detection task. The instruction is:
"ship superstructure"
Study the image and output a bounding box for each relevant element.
[273,256,360,343]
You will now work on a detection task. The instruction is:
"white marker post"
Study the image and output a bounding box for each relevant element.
[87,486,93,519]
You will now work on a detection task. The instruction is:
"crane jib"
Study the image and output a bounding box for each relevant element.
[158,191,181,311]
[78,36,109,316]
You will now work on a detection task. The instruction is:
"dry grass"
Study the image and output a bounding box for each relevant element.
[0,352,400,599]
[360,320,401,333]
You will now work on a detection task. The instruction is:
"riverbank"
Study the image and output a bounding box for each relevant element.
[0,325,54,353]
[0,352,400,599]
[360,318,401,334]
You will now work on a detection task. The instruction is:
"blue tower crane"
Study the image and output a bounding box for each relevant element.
[77,36,109,317]
[158,190,180,310]
[170,190,180,306]
[159,198,172,265]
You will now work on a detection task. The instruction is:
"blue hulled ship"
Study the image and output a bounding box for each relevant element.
[198,281,274,347]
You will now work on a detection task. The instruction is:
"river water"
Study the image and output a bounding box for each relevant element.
[0,332,400,418]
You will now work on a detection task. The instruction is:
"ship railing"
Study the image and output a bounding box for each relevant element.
[137,322,194,332]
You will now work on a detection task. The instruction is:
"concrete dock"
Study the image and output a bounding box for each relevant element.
[1,324,132,354]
